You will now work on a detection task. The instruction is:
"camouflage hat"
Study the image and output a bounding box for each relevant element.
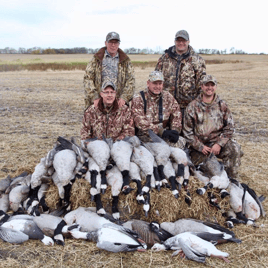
[148,71,164,82]
[175,30,189,41]
[202,74,217,85]
[102,80,117,91]
[106,32,120,42]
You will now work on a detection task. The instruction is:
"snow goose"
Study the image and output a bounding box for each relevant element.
[160,218,241,244]
[152,232,229,263]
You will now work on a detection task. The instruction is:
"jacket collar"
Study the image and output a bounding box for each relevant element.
[95,47,129,63]
[97,97,119,114]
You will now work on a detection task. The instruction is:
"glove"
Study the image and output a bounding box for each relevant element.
[162,130,179,143]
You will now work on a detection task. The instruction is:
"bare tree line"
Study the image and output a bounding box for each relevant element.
[0,46,266,55]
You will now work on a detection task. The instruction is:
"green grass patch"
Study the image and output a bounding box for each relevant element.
[0,59,242,72]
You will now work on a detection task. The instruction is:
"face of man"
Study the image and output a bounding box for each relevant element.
[105,39,120,57]
[175,37,190,55]
[100,86,116,106]
[201,82,217,98]
[147,80,163,95]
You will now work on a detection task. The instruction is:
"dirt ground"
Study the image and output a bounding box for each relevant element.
[0,54,267,267]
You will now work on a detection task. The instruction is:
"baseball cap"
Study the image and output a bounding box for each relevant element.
[102,80,117,91]
[175,30,189,41]
[148,71,164,82]
[202,75,217,85]
[106,32,120,42]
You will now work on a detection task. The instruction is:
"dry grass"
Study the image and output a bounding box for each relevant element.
[0,54,268,267]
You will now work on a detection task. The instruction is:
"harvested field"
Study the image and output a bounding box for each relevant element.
[0,54,267,267]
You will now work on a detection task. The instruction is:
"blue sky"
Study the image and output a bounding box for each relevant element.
[1,0,267,53]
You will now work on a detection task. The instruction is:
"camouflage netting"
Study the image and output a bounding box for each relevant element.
[45,175,230,225]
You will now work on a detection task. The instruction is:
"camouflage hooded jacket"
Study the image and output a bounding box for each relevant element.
[81,98,134,141]
[131,89,182,140]
[155,45,206,109]
[183,94,235,152]
[83,47,135,108]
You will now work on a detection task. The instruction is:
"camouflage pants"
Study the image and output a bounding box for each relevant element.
[189,139,243,178]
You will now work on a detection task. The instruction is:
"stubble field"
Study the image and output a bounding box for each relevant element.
[0,54,267,267]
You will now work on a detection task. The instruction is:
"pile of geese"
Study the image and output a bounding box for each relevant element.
[0,132,266,263]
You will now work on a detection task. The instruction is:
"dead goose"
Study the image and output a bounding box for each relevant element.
[109,137,139,194]
[228,179,266,225]
[122,220,172,248]
[0,226,29,244]
[69,223,147,253]
[160,218,241,244]
[152,232,229,263]
[64,207,114,232]
[2,218,54,245]
[84,138,111,194]
[9,184,30,213]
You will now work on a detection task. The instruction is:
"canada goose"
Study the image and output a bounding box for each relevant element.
[143,130,171,186]
[195,154,230,195]
[160,218,241,244]
[2,218,54,245]
[122,220,172,248]
[64,207,114,232]
[9,184,30,212]
[228,179,266,225]
[0,226,29,244]
[69,223,147,253]
[85,138,111,194]
[0,193,9,212]
[110,137,137,194]
[129,162,144,203]
[0,175,12,192]
[152,232,230,263]
[163,160,178,198]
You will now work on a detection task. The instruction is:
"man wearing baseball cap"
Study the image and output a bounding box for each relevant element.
[131,70,185,148]
[83,31,135,108]
[183,74,243,178]
[155,30,206,118]
[81,79,134,142]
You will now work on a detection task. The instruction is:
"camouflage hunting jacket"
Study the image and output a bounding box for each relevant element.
[183,94,235,152]
[155,45,206,109]
[131,89,182,141]
[83,47,135,108]
[81,98,134,141]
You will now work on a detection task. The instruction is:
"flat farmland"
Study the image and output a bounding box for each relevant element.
[0,54,267,267]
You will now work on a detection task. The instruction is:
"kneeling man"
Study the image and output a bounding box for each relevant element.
[183,75,242,178]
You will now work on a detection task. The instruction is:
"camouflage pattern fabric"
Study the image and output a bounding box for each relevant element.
[183,94,235,152]
[81,98,134,141]
[183,93,242,178]
[83,47,135,108]
[155,45,206,109]
[131,89,182,142]
[101,50,119,86]
[189,140,242,178]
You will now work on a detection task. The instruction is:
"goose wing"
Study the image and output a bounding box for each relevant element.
[0,226,29,244]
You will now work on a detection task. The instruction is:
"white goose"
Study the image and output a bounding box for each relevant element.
[152,232,230,263]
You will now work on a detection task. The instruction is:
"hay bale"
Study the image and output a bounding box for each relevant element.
[45,176,230,225]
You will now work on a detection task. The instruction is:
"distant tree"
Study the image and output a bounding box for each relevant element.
[31,50,41,54]
[43,48,56,54]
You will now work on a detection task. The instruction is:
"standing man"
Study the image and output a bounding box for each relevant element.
[131,71,185,148]
[83,32,135,108]
[183,75,242,178]
[155,30,206,117]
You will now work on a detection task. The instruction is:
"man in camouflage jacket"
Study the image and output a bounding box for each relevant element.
[155,30,206,113]
[183,75,242,178]
[131,71,185,148]
[83,32,135,108]
[81,81,134,141]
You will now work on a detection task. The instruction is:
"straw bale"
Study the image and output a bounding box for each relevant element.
[45,175,229,224]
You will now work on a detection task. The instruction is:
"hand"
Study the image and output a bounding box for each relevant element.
[117,98,125,107]
[162,130,179,143]
[211,144,221,155]
[93,98,100,107]
[202,145,211,155]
